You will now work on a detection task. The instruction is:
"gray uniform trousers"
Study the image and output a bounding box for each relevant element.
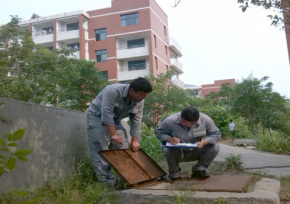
[162,143,220,178]
[86,114,129,182]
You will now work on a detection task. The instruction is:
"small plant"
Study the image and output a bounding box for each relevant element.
[0,102,32,177]
[214,197,230,204]
[224,154,243,171]
[0,128,32,177]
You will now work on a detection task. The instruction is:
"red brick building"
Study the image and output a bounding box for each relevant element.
[12,0,183,87]
[198,79,235,98]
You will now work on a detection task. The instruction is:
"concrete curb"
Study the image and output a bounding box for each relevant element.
[111,178,280,204]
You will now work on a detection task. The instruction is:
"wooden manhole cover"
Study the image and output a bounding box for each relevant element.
[99,149,166,187]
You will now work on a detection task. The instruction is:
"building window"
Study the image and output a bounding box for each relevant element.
[42,27,53,35]
[67,22,79,31]
[154,35,157,48]
[99,71,108,80]
[155,57,158,70]
[165,45,168,55]
[67,43,79,51]
[95,28,106,41]
[121,12,138,26]
[127,38,145,49]
[128,60,146,71]
[95,49,107,62]
[164,26,166,36]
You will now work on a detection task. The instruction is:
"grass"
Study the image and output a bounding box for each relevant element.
[280,177,290,204]
[0,157,115,204]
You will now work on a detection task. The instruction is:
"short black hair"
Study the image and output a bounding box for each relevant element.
[129,77,152,93]
[181,106,200,122]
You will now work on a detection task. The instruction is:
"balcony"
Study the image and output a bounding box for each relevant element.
[170,58,183,74]
[171,78,184,89]
[169,38,182,57]
[57,29,79,41]
[33,33,53,44]
[118,67,150,81]
[117,44,149,59]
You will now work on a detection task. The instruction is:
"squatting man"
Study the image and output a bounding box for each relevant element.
[154,106,221,183]
[86,77,152,187]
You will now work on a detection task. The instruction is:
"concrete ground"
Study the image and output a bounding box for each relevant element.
[111,140,290,203]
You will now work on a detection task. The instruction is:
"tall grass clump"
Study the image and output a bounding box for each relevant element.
[0,156,115,204]
[140,126,163,162]
[256,131,290,155]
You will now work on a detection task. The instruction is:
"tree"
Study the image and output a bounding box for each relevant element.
[172,0,290,28]
[237,0,290,28]
[143,71,192,127]
[218,75,288,135]
[0,16,107,111]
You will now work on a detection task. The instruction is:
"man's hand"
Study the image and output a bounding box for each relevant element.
[197,140,209,148]
[167,137,180,145]
[131,137,140,151]
[111,134,123,144]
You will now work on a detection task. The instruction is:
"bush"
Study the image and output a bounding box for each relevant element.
[0,156,114,203]
[199,107,229,138]
[140,126,163,162]
[229,117,253,139]
[256,131,290,155]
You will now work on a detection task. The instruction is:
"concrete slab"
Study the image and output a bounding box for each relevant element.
[233,139,256,146]
[142,175,254,193]
[111,178,280,204]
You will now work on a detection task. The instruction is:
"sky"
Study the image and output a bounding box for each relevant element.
[1,0,290,98]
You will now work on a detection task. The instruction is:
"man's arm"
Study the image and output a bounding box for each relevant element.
[101,87,123,143]
[204,116,221,145]
[154,119,180,145]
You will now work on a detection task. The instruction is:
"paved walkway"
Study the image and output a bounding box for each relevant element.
[215,143,290,178]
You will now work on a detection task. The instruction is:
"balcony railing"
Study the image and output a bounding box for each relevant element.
[117,44,149,59]
[57,29,79,41]
[170,58,183,73]
[169,38,182,57]
[33,33,54,44]
[118,66,150,81]
[171,78,184,89]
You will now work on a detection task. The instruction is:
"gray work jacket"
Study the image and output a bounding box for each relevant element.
[155,112,221,145]
[87,83,144,137]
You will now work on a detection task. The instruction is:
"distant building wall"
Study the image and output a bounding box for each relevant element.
[199,79,235,98]
[0,97,88,192]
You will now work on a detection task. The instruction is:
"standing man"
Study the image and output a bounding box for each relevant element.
[87,77,152,187]
[229,119,235,139]
[154,106,221,183]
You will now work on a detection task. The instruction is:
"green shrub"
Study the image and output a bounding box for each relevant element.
[199,107,229,138]
[229,117,253,139]
[140,126,163,162]
[256,131,290,154]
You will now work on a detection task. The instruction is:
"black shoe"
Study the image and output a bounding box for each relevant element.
[163,175,179,183]
[191,170,210,178]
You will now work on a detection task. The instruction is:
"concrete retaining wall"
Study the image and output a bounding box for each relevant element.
[0,97,88,192]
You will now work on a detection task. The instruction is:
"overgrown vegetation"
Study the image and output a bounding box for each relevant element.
[280,177,290,203]
[0,156,115,203]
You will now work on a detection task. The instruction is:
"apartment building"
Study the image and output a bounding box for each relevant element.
[15,0,183,87]
[198,79,235,98]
